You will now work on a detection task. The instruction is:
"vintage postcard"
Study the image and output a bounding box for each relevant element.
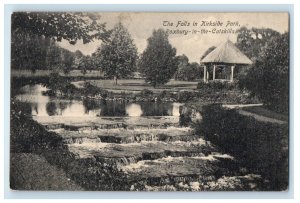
[10,12,289,191]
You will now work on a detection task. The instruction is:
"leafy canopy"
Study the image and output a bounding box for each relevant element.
[139,29,178,87]
[175,55,202,81]
[95,23,138,84]
[236,26,281,61]
[11,12,110,73]
[12,12,111,44]
[238,29,289,113]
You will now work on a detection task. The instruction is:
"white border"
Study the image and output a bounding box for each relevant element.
[1,0,299,202]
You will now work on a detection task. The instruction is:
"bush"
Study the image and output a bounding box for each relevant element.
[64,83,77,94]
[82,82,108,98]
[140,89,154,97]
[196,104,288,191]
[175,62,203,81]
[238,33,289,113]
[197,81,237,92]
[177,91,195,102]
[10,100,63,153]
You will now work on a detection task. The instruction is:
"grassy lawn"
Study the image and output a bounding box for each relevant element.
[10,153,83,190]
[75,79,199,93]
[11,69,104,78]
[12,69,199,93]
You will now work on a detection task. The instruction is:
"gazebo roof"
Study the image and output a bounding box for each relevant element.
[201,40,253,65]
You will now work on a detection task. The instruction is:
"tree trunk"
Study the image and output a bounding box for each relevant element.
[114,76,118,85]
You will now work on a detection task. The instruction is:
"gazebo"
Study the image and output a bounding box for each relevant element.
[200,40,252,82]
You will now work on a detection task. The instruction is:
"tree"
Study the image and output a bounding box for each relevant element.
[45,41,63,72]
[188,62,203,80]
[236,27,280,61]
[238,32,289,113]
[174,55,189,80]
[139,29,179,87]
[95,23,138,85]
[78,55,93,75]
[72,50,84,69]
[11,33,51,72]
[11,12,110,44]
[61,49,75,74]
[11,12,110,73]
[174,55,203,81]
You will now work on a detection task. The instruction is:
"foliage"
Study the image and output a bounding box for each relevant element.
[140,89,154,97]
[11,12,110,44]
[11,32,51,72]
[194,81,258,104]
[95,23,138,85]
[45,72,70,93]
[174,54,203,81]
[238,31,289,113]
[11,12,110,73]
[78,55,95,75]
[45,41,64,71]
[236,27,281,61]
[61,49,75,74]
[139,29,179,87]
[176,61,203,81]
[81,82,108,98]
[177,91,195,102]
[72,50,84,69]
[197,80,237,91]
[12,30,76,73]
[157,90,170,99]
[174,55,189,80]
[10,100,63,153]
[196,104,288,190]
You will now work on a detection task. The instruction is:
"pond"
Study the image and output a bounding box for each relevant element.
[15,84,184,118]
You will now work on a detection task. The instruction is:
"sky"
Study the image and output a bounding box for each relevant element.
[58,12,289,63]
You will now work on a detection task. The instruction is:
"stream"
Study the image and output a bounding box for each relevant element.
[14,84,263,191]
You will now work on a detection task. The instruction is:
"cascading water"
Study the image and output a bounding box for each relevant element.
[14,84,259,191]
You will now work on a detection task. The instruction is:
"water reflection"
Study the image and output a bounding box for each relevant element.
[16,84,183,117]
[126,103,142,117]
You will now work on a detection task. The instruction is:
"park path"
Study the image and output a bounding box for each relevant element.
[237,109,287,124]
[223,104,288,124]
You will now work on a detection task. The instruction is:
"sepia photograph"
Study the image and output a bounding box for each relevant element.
[10,12,289,191]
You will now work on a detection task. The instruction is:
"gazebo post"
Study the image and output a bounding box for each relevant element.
[213,64,216,80]
[203,65,207,82]
[230,65,235,82]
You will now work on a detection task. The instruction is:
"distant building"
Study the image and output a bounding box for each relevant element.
[200,40,252,82]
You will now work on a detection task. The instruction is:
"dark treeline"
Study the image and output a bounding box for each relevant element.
[11,12,110,74]
[11,30,87,74]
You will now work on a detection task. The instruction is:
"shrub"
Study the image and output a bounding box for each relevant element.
[46,72,70,93]
[158,90,171,99]
[177,91,195,102]
[10,100,63,153]
[82,82,108,98]
[197,81,237,92]
[238,33,289,113]
[196,104,288,190]
[140,89,154,97]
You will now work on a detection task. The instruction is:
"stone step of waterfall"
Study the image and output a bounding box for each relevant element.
[125,157,264,191]
[51,127,197,144]
[118,155,263,191]
[67,140,216,167]
[38,116,181,131]
[121,154,235,179]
